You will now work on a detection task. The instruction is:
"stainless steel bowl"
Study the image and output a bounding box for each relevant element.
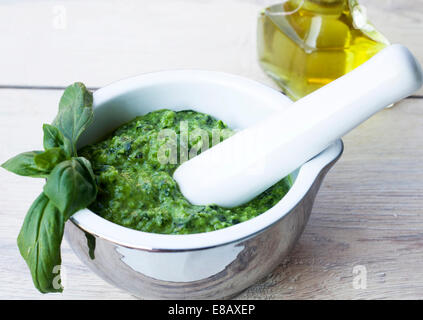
[65,71,344,299]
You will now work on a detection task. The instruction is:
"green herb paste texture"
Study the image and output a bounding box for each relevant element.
[80,109,292,234]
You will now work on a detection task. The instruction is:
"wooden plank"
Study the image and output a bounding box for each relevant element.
[0,87,422,299]
[0,0,270,88]
[0,0,422,94]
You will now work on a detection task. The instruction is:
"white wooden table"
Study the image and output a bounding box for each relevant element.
[1,0,423,299]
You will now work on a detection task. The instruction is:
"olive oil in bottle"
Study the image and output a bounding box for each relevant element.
[257,0,389,100]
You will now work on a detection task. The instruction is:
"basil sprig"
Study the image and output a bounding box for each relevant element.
[1,83,97,293]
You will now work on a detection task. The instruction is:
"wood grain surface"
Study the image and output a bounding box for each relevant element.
[0,0,422,299]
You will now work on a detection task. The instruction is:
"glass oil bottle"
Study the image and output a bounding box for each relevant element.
[257,0,389,101]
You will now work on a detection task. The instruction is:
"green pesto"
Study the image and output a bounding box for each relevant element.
[79,109,292,234]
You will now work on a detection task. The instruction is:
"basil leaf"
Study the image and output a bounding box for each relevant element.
[44,157,97,219]
[34,148,67,172]
[1,151,49,178]
[3,82,98,294]
[17,193,65,293]
[43,124,73,158]
[43,124,64,150]
[52,83,94,156]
